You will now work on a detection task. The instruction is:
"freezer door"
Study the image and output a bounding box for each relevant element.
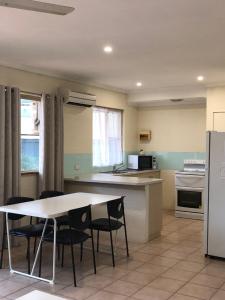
[207,131,225,258]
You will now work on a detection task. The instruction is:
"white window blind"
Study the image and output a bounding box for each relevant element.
[93,107,123,167]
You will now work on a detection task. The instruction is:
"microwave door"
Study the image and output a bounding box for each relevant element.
[139,156,153,170]
[128,155,138,169]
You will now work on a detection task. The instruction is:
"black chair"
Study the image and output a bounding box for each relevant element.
[40,205,96,286]
[34,190,69,257]
[0,196,52,274]
[91,196,129,267]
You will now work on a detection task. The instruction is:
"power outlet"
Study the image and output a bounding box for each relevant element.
[74,163,80,171]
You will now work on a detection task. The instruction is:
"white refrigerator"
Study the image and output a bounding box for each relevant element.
[205,131,225,258]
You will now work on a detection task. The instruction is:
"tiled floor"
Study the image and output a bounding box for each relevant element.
[1,211,225,300]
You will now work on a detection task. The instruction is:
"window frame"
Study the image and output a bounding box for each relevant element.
[92,105,124,167]
[20,92,41,173]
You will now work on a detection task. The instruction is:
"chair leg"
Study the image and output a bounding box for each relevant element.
[38,241,43,277]
[27,238,31,274]
[0,222,6,269]
[97,230,99,252]
[109,231,115,267]
[33,237,37,255]
[61,244,64,267]
[80,243,83,262]
[91,230,96,274]
[70,244,77,287]
[124,224,129,257]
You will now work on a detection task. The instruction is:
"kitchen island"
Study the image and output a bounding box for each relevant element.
[64,174,163,243]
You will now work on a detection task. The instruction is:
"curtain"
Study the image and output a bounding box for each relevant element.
[0,85,21,246]
[93,107,122,167]
[39,93,64,192]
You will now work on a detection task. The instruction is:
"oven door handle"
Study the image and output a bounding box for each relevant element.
[176,186,204,192]
[176,174,204,179]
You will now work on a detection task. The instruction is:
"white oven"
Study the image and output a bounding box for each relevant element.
[175,172,205,220]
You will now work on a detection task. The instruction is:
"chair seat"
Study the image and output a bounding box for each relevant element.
[91,218,123,231]
[44,229,89,245]
[10,224,53,238]
[40,215,69,227]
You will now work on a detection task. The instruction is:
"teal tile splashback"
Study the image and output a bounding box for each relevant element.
[64,151,206,176]
[147,152,206,170]
[64,152,133,177]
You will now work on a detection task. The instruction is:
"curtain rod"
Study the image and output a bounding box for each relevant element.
[21,90,42,97]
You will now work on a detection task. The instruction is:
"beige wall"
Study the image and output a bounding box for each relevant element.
[0,65,138,154]
[64,92,138,154]
[207,86,225,131]
[0,65,138,196]
[21,174,38,199]
[138,105,206,152]
[138,105,206,210]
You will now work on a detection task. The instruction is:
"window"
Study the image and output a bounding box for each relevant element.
[93,107,123,167]
[21,98,40,171]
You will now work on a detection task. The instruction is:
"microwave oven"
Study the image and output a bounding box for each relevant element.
[128,155,153,170]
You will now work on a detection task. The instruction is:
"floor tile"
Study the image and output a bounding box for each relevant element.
[161,268,196,282]
[104,279,141,296]
[174,261,205,272]
[178,282,217,300]
[120,271,156,286]
[148,277,185,293]
[200,265,225,279]
[135,263,168,276]
[161,250,188,260]
[211,290,225,300]
[79,274,114,289]
[190,273,225,289]
[58,285,98,300]
[133,286,172,300]
[7,286,41,300]
[97,266,128,279]
[116,258,144,271]
[169,293,203,299]
[0,279,28,297]
[149,255,179,267]
[130,252,154,263]
[87,290,127,300]
[0,212,209,300]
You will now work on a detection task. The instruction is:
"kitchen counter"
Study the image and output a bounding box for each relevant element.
[64,173,163,243]
[65,173,162,186]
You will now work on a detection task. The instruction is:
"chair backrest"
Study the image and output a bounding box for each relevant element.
[7,196,34,220]
[107,197,125,220]
[39,190,64,199]
[68,205,92,231]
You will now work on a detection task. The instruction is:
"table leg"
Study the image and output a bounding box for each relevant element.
[31,219,48,276]
[5,216,54,284]
[5,213,12,272]
[52,218,57,284]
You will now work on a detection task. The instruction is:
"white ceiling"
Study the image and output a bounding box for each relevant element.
[1,0,225,94]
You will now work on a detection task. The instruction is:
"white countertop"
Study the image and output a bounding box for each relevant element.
[65,173,163,186]
[114,169,160,176]
[0,192,121,218]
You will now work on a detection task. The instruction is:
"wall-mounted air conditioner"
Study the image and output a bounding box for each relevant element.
[59,88,96,107]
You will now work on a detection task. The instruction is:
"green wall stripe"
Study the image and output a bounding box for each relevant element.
[64,151,206,176]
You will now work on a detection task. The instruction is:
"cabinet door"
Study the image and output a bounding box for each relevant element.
[146,172,160,178]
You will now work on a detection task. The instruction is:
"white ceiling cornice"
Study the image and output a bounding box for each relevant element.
[128,84,207,107]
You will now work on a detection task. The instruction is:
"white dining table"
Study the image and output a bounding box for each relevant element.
[0,192,121,284]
